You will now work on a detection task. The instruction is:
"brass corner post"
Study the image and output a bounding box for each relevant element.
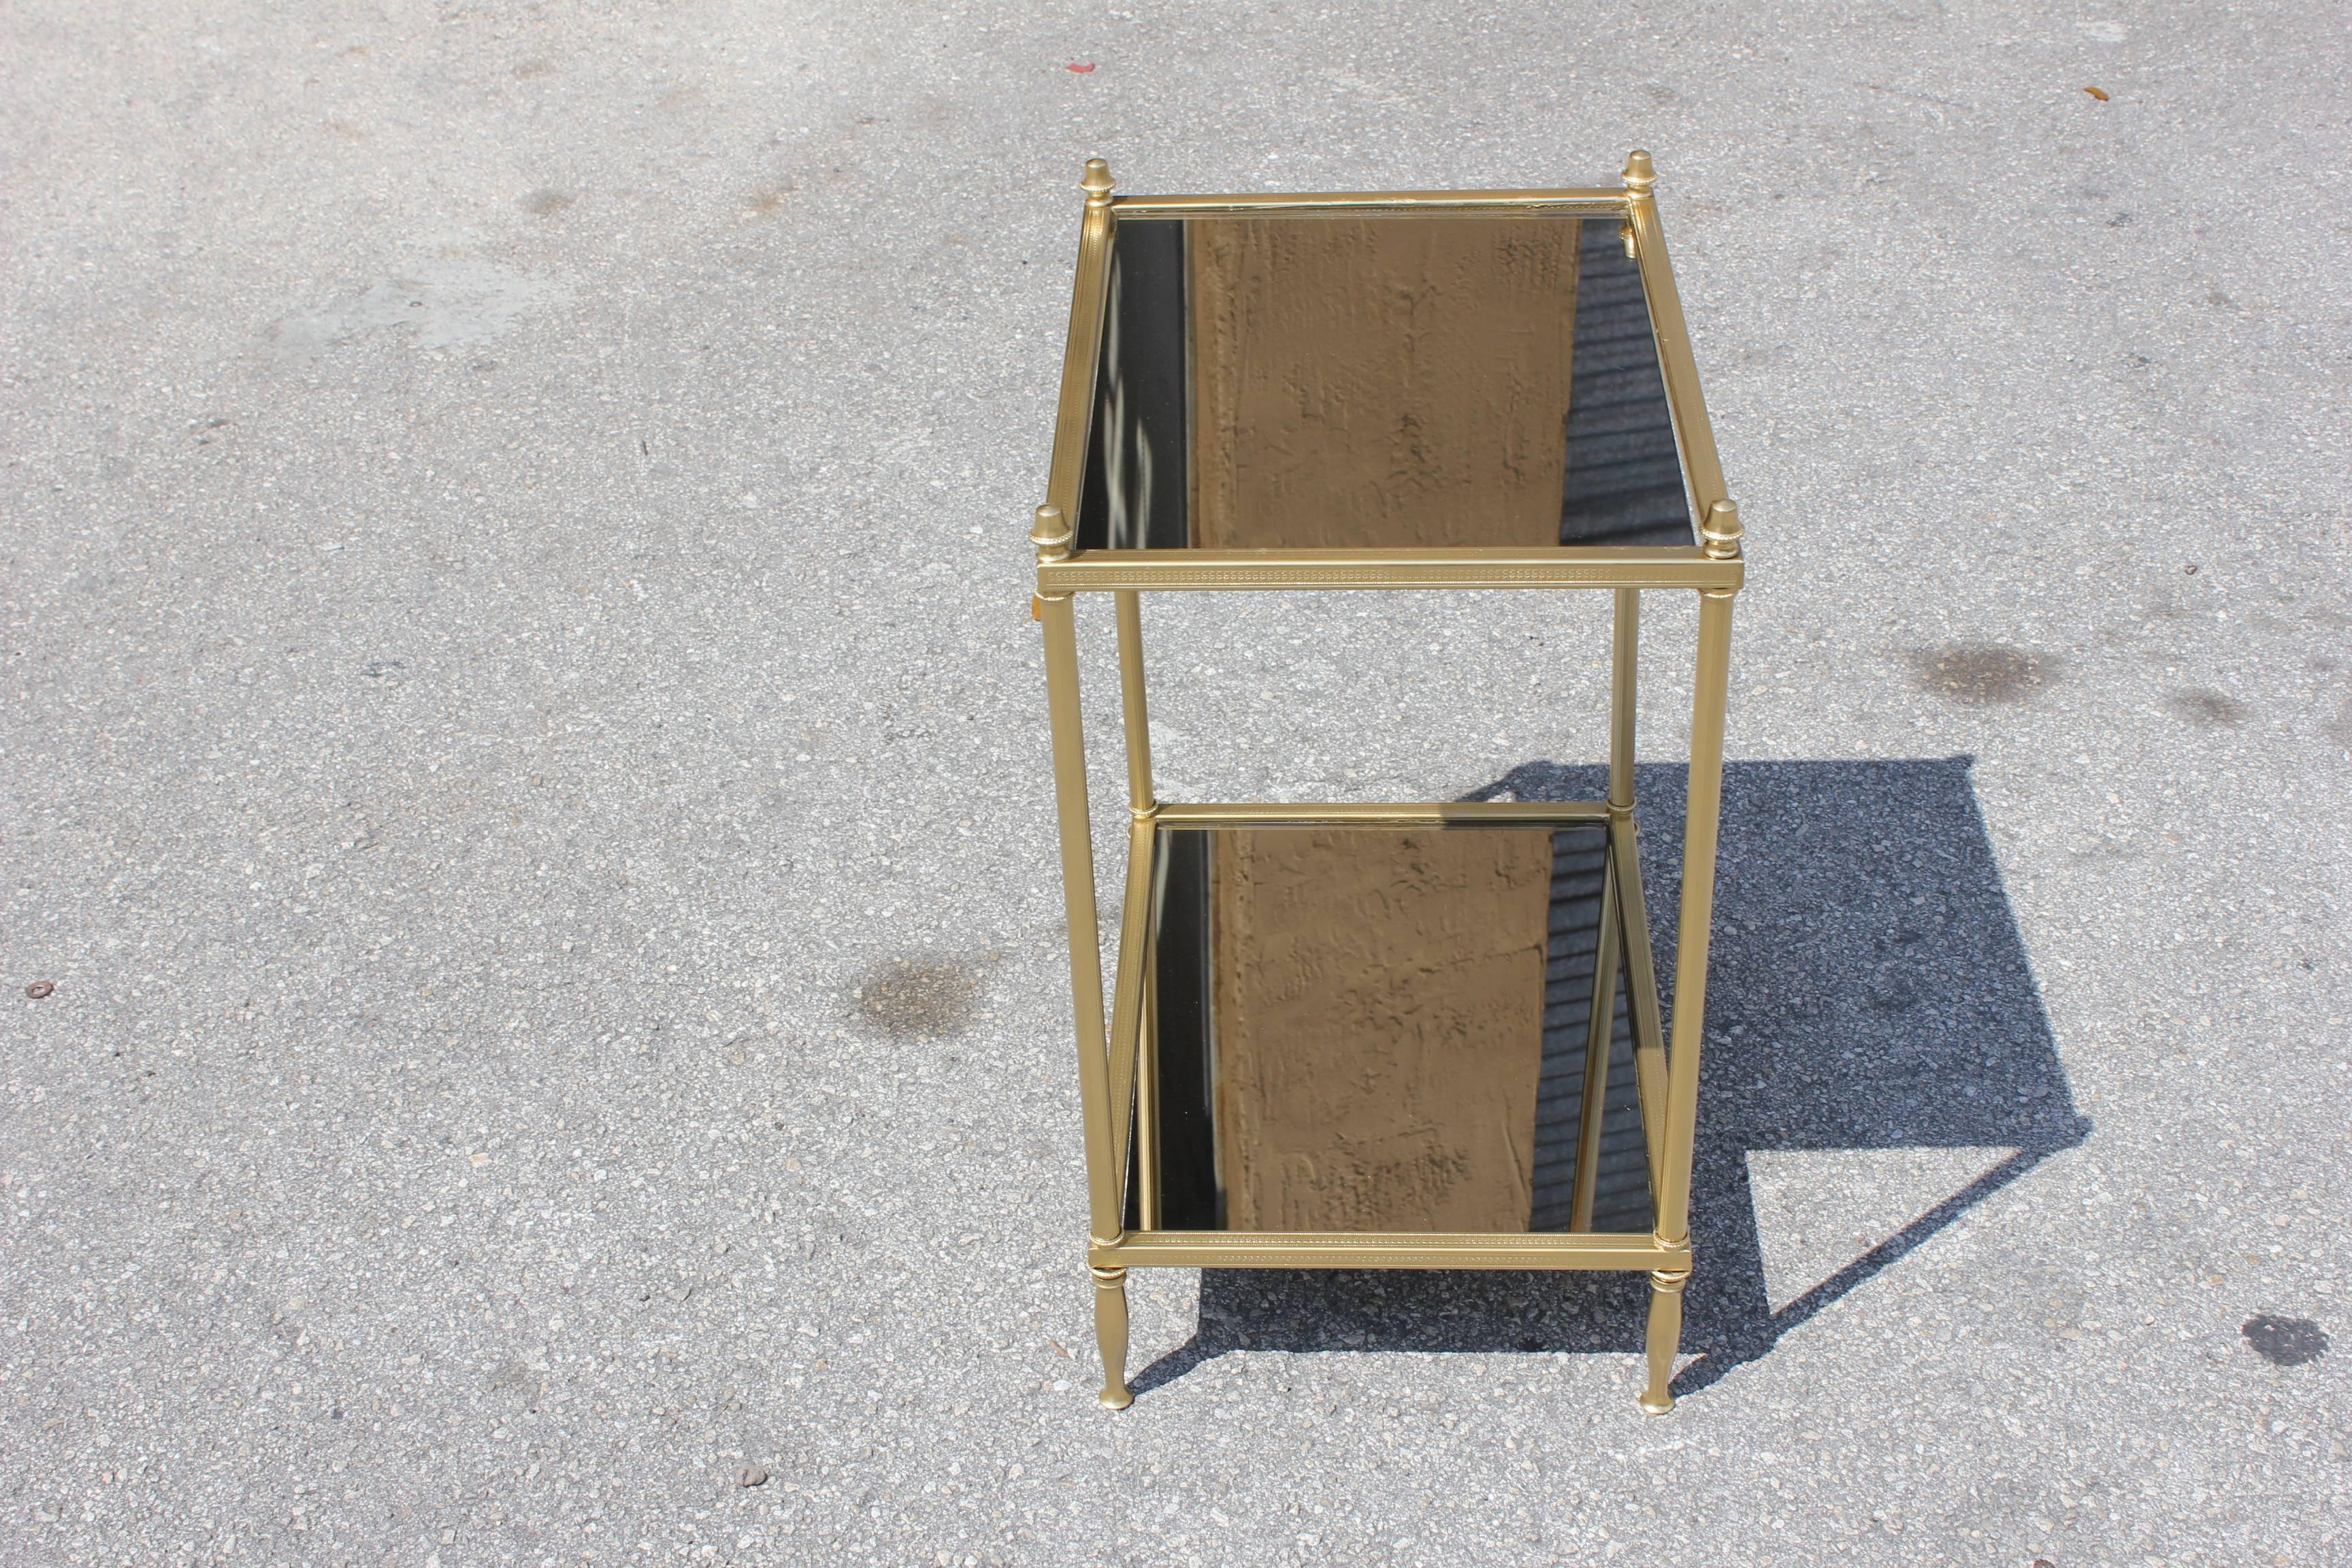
[1627,158,1741,1379]
[1044,161,1117,528]
[1620,149,1654,258]
[1654,571,1735,1241]
[1075,157,1156,821]
[1620,150,1733,532]
[1032,502,1073,564]
[1117,590,1156,819]
[1700,497,1743,561]
[1082,156,1115,209]
[1043,159,1138,1411]
[1609,587,1639,815]
[1643,495,1741,1411]
[1639,1266,1690,1414]
[1567,862,1622,1232]
[1577,581,1642,1232]
[1034,502,1117,1254]
[1092,1265,1134,1409]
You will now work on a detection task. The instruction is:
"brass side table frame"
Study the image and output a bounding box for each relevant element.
[1032,153,1743,1413]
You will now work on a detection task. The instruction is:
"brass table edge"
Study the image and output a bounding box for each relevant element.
[1091,1231,1694,1271]
[1111,189,1633,219]
[1147,800,1613,826]
[1038,547,1744,595]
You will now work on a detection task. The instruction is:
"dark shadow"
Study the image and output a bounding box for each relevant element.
[1129,757,2089,1401]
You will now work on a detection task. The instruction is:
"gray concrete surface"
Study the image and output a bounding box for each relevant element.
[4,2,2349,1564]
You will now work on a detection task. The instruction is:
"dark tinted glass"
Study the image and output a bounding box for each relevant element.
[1079,216,1692,552]
[1130,823,1653,1235]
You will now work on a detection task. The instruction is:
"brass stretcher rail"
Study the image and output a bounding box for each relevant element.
[1111,188,1633,219]
[1152,800,1613,826]
[1038,546,1743,595]
[1094,1231,1692,1273]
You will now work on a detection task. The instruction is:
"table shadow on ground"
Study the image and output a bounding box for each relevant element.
[1129,757,2088,1401]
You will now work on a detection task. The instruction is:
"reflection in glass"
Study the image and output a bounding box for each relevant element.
[1079,216,1693,553]
[1133,826,1654,1235]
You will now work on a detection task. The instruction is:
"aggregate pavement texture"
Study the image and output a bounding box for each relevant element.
[2,3,2347,1566]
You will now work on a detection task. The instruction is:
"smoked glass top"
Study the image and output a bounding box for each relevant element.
[1131,823,1654,1237]
[1077,216,1695,553]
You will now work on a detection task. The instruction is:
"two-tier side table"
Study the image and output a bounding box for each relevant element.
[1030,152,1743,1413]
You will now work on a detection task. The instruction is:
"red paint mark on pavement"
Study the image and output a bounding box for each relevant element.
[1066,61,1097,73]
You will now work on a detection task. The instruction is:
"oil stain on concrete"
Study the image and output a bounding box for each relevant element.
[2242,1314,2328,1367]
[272,260,573,361]
[1908,642,2063,706]
[851,956,983,1039]
[2163,687,2244,728]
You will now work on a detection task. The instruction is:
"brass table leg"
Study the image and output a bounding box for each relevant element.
[1567,861,1622,1232]
[1639,1265,1689,1414]
[1092,1264,1134,1409]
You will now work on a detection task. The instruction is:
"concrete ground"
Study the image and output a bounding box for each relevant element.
[4,2,2348,1564]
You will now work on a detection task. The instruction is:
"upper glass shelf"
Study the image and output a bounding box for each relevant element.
[1075,214,1695,554]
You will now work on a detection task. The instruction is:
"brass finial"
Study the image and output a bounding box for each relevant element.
[1622,149,1656,194]
[1081,158,1115,208]
[1700,497,1743,559]
[1031,502,1073,563]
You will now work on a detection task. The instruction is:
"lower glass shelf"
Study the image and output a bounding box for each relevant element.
[1109,806,1668,1264]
